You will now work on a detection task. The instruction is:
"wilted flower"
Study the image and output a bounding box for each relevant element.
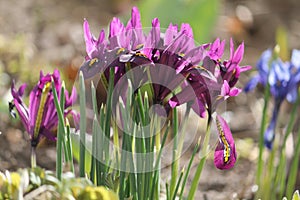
[245,49,300,148]
[10,69,77,147]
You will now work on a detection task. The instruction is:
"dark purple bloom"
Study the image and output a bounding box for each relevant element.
[176,38,250,118]
[11,69,77,147]
[80,7,207,110]
[80,7,251,170]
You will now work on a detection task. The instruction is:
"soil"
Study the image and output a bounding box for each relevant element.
[1,0,300,199]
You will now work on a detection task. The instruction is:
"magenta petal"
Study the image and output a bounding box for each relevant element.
[168,99,179,108]
[13,99,30,132]
[180,23,193,39]
[83,19,97,58]
[109,17,125,41]
[18,84,27,96]
[96,29,105,47]
[164,23,178,46]
[191,99,206,118]
[209,38,225,60]
[220,80,230,96]
[65,86,77,107]
[233,42,244,64]
[240,65,252,72]
[214,114,237,170]
[127,7,142,29]
[229,87,241,96]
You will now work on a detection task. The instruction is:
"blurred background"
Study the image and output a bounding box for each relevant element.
[0,0,300,199]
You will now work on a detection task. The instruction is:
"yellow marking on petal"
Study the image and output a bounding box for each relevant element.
[232,69,236,75]
[117,48,125,55]
[89,58,99,67]
[33,82,51,140]
[135,44,144,51]
[216,118,231,163]
[178,52,185,57]
[216,95,224,100]
[135,52,148,59]
[194,65,205,70]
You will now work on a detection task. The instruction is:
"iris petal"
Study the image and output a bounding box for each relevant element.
[214,115,237,170]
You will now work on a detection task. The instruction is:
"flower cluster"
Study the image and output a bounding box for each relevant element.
[80,7,251,169]
[245,49,300,149]
[10,69,77,147]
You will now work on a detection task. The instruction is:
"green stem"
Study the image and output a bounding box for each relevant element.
[256,82,271,186]
[179,141,199,199]
[31,146,36,168]
[65,120,74,173]
[170,108,179,198]
[286,119,300,199]
[187,116,212,199]
[276,90,300,198]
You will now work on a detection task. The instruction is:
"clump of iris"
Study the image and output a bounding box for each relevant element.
[245,48,300,149]
[80,7,252,169]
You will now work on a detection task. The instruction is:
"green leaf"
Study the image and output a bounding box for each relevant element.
[137,0,219,43]
[70,130,92,173]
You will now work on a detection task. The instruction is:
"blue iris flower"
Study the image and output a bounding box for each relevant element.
[245,49,300,149]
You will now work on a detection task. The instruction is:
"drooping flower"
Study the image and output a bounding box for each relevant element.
[245,49,300,148]
[10,69,77,147]
[214,114,237,170]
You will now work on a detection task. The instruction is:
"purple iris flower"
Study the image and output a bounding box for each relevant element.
[80,7,252,170]
[10,69,77,147]
[80,7,207,110]
[245,49,300,149]
[178,38,251,118]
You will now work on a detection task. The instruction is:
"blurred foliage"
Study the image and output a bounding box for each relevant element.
[0,34,45,116]
[276,26,289,61]
[0,167,118,200]
[136,0,219,44]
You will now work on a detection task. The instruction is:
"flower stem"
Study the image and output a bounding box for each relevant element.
[31,146,36,168]
[187,115,212,199]
[256,82,270,185]
[286,135,300,199]
[276,89,300,198]
[170,107,179,198]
